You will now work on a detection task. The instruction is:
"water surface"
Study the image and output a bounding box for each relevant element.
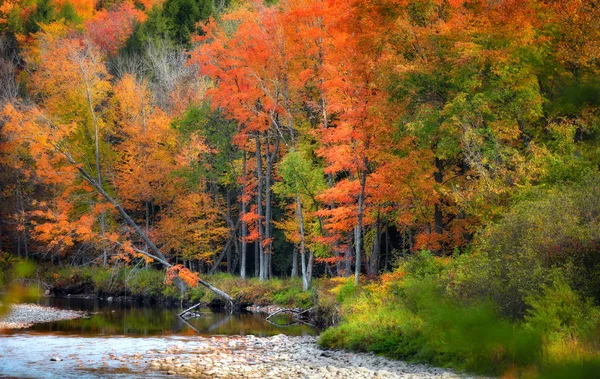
[5,296,314,337]
[0,297,314,378]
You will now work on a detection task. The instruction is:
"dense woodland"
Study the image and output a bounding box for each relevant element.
[0,0,598,284]
[2,0,600,375]
[0,0,597,284]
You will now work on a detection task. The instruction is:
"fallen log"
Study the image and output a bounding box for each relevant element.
[178,302,202,318]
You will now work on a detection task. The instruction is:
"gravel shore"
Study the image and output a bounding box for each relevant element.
[0,303,84,329]
[125,335,468,378]
[0,305,472,378]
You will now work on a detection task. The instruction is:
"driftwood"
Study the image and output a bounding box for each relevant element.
[265,308,314,327]
[178,302,202,318]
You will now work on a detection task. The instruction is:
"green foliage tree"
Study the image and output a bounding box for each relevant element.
[274,150,327,289]
[124,0,216,53]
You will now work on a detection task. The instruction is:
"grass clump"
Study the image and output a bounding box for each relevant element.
[188,273,315,308]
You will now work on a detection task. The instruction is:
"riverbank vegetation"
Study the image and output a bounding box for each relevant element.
[1,0,600,377]
[2,260,316,308]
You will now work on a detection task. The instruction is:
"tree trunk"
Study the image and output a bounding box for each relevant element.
[264,132,279,280]
[226,191,233,273]
[384,225,390,271]
[209,230,237,274]
[345,233,352,277]
[307,249,314,290]
[78,59,108,269]
[240,151,248,280]
[254,241,259,277]
[145,201,150,269]
[291,245,299,278]
[368,217,381,277]
[16,179,29,259]
[255,136,265,280]
[354,169,367,285]
[434,157,444,235]
[296,194,309,290]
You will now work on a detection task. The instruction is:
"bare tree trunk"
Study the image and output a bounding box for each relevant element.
[368,217,381,276]
[345,233,352,277]
[291,245,299,278]
[76,56,108,268]
[264,132,279,280]
[384,225,390,271]
[209,233,237,274]
[145,201,150,270]
[354,169,367,285]
[232,232,240,274]
[254,241,259,277]
[16,178,29,259]
[268,249,273,279]
[226,191,232,273]
[240,151,248,279]
[307,249,314,289]
[434,157,444,236]
[296,194,309,290]
[255,136,265,280]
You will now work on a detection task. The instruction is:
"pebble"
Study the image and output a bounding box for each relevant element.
[0,304,84,330]
[117,335,475,379]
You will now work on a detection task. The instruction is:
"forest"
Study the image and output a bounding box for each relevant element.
[1,0,600,376]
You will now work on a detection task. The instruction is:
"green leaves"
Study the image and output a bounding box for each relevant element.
[274,150,325,202]
[124,0,215,53]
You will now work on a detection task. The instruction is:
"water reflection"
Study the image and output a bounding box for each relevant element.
[4,297,315,337]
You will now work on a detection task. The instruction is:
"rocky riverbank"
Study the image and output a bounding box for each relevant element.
[0,303,84,329]
[122,335,468,378]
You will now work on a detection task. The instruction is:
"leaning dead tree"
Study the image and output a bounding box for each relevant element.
[58,149,235,312]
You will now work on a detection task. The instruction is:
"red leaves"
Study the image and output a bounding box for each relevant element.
[85,2,144,56]
[166,264,199,287]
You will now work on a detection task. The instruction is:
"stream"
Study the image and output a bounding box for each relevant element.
[0,297,315,378]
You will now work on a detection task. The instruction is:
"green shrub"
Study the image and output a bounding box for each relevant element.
[321,258,544,376]
[448,179,600,319]
[525,272,599,341]
[272,285,314,308]
[126,269,166,298]
[0,252,19,287]
[403,250,443,278]
[336,281,359,303]
[183,273,314,308]
[90,268,115,294]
